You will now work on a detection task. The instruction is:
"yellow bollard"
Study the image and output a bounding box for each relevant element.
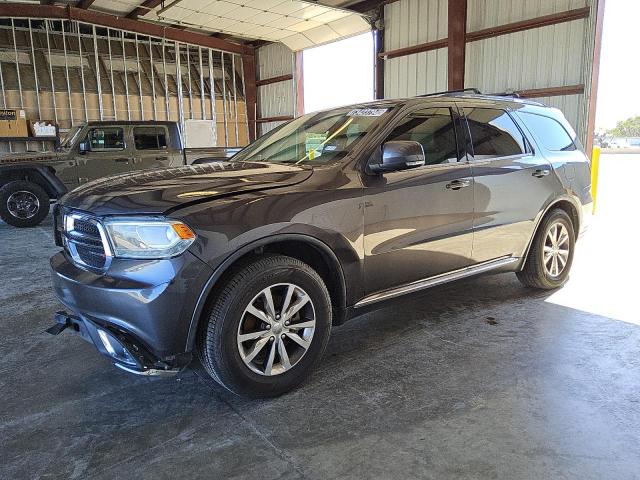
[591,146,601,214]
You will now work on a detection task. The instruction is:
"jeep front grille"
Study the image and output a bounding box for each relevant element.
[61,211,112,271]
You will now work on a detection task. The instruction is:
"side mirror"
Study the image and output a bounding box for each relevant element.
[78,140,89,154]
[370,140,425,173]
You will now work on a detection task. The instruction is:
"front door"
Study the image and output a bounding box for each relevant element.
[74,126,131,183]
[362,105,475,296]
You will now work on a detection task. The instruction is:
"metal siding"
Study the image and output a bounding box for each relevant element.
[467,0,588,31]
[464,0,595,139]
[465,21,587,92]
[384,0,448,98]
[256,43,294,135]
[464,0,595,140]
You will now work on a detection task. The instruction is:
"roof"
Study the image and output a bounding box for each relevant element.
[84,121,179,127]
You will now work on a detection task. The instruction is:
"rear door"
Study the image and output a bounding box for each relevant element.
[459,105,558,262]
[131,125,174,171]
[362,104,475,295]
[74,125,132,183]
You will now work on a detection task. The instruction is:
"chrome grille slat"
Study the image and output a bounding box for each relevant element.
[61,210,110,271]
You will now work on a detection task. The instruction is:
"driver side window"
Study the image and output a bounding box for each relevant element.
[87,127,125,152]
[384,107,461,166]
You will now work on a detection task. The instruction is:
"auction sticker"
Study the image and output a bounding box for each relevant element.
[347,108,388,117]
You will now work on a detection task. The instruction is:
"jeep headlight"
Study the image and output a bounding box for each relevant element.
[103,217,196,259]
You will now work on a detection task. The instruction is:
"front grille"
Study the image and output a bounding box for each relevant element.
[62,210,109,271]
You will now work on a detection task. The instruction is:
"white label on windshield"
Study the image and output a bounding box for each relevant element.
[347,108,388,117]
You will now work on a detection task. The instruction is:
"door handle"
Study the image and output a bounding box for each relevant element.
[114,158,129,163]
[155,156,168,161]
[532,169,550,178]
[446,179,471,190]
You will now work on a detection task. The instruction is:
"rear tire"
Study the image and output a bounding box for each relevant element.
[198,254,332,398]
[0,180,50,227]
[516,208,575,289]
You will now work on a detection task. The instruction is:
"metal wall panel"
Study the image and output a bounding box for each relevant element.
[465,3,593,138]
[382,0,598,141]
[467,0,588,31]
[257,43,293,79]
[256,42,294,136]
[384,0,449,98]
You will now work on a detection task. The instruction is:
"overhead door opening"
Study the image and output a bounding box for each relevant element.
[302,33,374,114]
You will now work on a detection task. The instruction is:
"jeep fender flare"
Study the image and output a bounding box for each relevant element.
[0,163,67,198]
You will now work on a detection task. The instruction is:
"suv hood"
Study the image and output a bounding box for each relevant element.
[0,151,66,165]
[60,161,313,215]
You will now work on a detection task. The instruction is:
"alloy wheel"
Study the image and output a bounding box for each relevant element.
[543,222,570,277]
[6,191,40,219]
[237,283,316,376]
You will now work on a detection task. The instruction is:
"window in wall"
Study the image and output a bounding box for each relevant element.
[464,108,528,160]
[520,112,576,151]
[384,108,461,165]
[88,127,125,151]
[134,127,168,150]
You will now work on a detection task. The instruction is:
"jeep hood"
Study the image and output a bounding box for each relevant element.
[60,161,313,215]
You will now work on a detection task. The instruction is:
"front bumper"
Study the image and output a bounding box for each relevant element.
[49,250,213,372]
[48,311,181,375]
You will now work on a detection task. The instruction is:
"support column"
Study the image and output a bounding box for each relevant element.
[585,0,606,159]
[242,50,257,142]
[294,51,304,116]
[373,6,385,99]
[447,0,467,90]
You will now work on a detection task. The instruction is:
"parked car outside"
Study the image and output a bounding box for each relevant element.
[48,92,592,397]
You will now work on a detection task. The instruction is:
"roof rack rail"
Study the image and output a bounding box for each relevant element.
[416,88,482,98]
[490,90,521,98]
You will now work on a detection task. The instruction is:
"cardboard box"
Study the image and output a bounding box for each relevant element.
[0,118,29,138]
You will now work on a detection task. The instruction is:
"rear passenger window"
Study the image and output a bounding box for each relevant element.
[384,107,462,166]
[464,108,528,160]
[520,112,576,151]
[134,127,167,150]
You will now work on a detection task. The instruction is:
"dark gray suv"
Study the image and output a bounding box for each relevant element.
[49,92,592,397]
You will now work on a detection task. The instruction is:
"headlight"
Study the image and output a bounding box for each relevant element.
[103,217,196,259]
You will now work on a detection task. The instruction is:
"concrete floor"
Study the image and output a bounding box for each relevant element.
[1,155,639,479]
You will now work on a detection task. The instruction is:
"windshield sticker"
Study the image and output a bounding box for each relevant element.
[347,108,388,117]
[306,133,327,160]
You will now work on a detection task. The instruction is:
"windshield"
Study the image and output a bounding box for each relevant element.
[232,105,394,165]
[60,125,84,149]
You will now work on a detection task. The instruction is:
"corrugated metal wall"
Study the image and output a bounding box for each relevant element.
[465,0,591,139]
[256,42,295,136]
[383,0,598,142]
[384,0,448,98]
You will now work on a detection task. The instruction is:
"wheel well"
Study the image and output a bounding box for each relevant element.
[0,168,57,198]
[196,239,347,341]
[260,240,346,319]
[550,200,579,235]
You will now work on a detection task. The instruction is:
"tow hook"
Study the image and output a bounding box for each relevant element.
[45,311,73,335]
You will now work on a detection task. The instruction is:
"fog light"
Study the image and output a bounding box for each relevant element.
[97,329,137,366]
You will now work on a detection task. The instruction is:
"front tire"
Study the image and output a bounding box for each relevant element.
[198,254,332,398]
[516,208,575,289]
[0,180,50,227]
